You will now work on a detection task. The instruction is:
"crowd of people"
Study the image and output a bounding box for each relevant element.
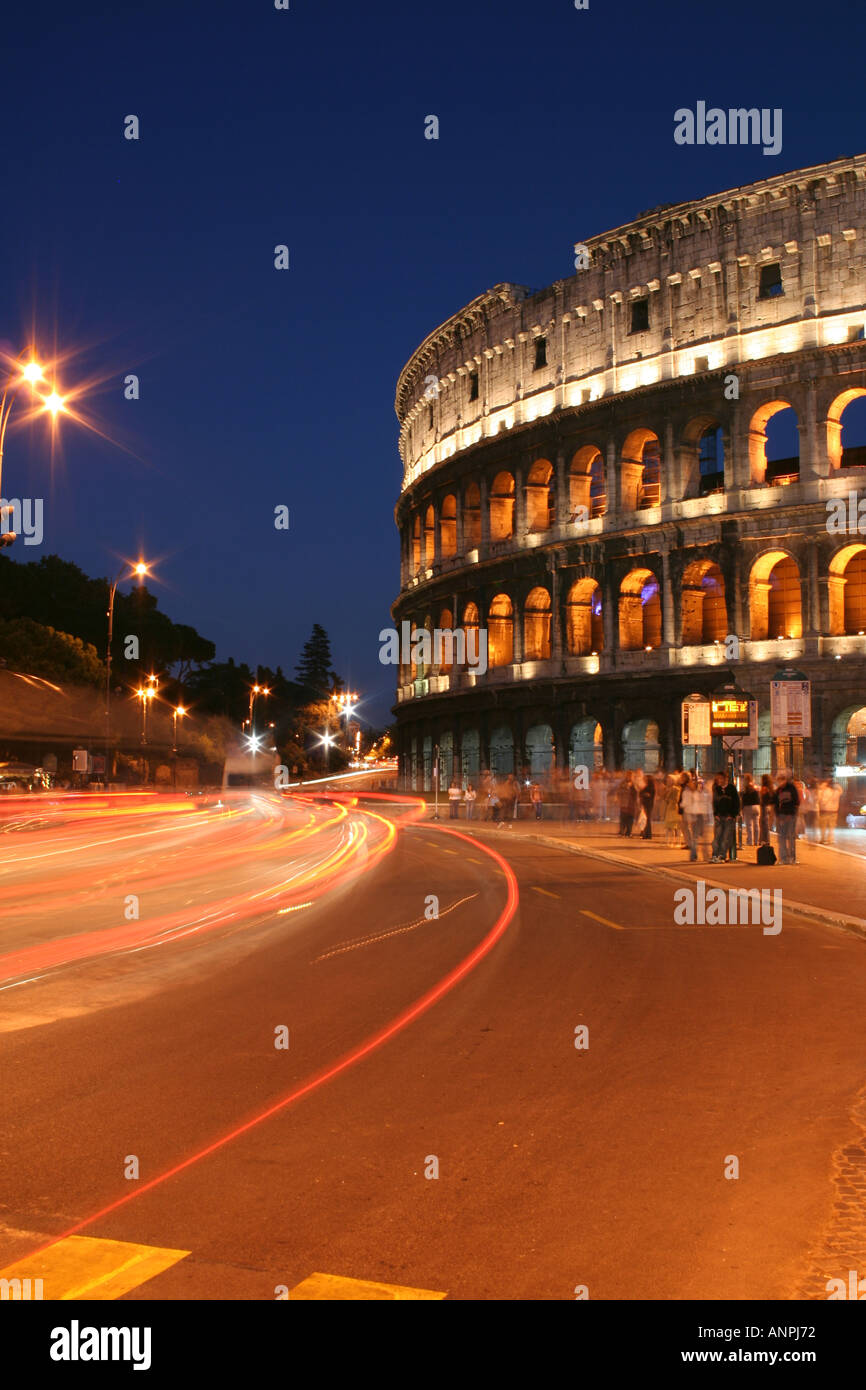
[442,766,843,864]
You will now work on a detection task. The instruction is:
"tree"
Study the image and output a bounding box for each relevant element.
[294,623,340,700]
[0,617,104,685]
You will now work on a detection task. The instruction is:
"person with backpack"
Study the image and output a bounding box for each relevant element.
[773,772,800,864]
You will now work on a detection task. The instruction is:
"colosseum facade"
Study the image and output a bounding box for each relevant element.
[391,154,866,789]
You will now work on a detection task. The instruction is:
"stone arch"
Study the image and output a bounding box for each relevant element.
[489,471,515,541]
[831,705,866,769]
[488,593,514,667]
[566,577,603,655]
[524,586,552,660]
[826,387,866,471]
[570,445,606,518]
[461,727,480,780]
[569,717,603,772]
[440,494,457,558]
[681,558,727,645]
[412,514,421,573]
[463,481,481,549]
[621,427,660,511]
[680,415,725,498]
[749,551,802,641]
[748,400,799,485]
[438,606,454,670]
[622,717,661,772]
[525,458,554,532]
[462,601,479,670]
[525,723,555,776]
[619,568,662,650]
[828,543,866,634]
[423,504,435,566]
[490,725,515,776]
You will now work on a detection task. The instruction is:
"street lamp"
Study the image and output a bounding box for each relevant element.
[248,683,270,738]
[0,352,54,541]
[137,684,156,747]
[172,705,186,787]
[105,561,151,780]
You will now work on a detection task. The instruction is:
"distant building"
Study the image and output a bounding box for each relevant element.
[391,154,866,786]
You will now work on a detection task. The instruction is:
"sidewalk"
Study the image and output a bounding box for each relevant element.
[436,811,866,935]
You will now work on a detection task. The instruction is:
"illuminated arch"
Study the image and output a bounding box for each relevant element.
[411,514,421,574]
[827,388,866,471]
[681,558,727,645]
[748,400,799,485]
[488,593,514,667]
[463,481,481,550]
[525,458,554,532]
[423,505,435,567]
[621,427,660,511]
[523,586,551,661]
[570,445,606,519]
[749,551,802,640]
[489,471,515,541]
[438,606,454,670]
[619,568,661,650]
[828,543,866,635]
[566,577,603,655]
[439,494,457,558]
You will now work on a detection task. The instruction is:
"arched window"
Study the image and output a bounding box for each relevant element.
[525,459,554,531]
[749,402,799,485]
[619,569,662,650]
[749,552,802,641]
[681,559,727,645]
[438,607,454,670]
[462,601,479,666]
[620,429,660,511]
[566,578,603,654]
[698,427,725,495]
[828,545,866,635]
[463,482,481,549]
[488,594,514,666]
[440,495,457,558]
[490,472,515,541]
[423,505,435,566]
[827,389,866,471]
[523,587,551,660]
[412,515,421,574]
[569,446,606,520]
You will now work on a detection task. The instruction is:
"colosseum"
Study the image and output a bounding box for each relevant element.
[391,154,866,792]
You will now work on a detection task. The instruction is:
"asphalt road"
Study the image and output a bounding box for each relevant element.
[1,790,865,1300]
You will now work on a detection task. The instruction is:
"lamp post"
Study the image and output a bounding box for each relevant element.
[248,683,270,739]
[0,353,67,544]
[172,705,186,788]
[105,561,149,781]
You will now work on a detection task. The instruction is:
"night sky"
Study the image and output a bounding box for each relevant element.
[2,0,864,724]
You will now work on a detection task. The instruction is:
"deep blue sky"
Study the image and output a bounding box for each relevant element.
[2,0,864,724]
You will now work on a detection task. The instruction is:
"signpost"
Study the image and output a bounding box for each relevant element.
[681,693,711,774]
[711,675,756,854]
[770,666,811,778]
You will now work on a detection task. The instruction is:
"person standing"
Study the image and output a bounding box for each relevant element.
[711,770,740,862]
[817,779,841,844]
[741,774,760,847]
[447,779,461,819]
[663,775,682,845]
[530,781,543,821]
[773,771,800,864]
[680,774,703,862]
[638,770,655,840]
[758,774,774,846]
[618,773,636,837]
[464,783,476,820]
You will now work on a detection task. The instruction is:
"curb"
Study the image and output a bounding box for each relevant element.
[465,825,866,940]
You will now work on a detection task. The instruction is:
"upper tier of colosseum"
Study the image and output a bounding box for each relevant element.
[396,153,866,492]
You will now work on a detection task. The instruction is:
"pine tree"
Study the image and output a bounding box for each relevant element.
[294,623,337,698]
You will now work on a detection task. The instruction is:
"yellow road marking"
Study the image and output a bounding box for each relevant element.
[581,909,623,931]
[0,1235,190,1301]
[440,848,460,856]
[289,1272,447,1300]
[531,886,560,899]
